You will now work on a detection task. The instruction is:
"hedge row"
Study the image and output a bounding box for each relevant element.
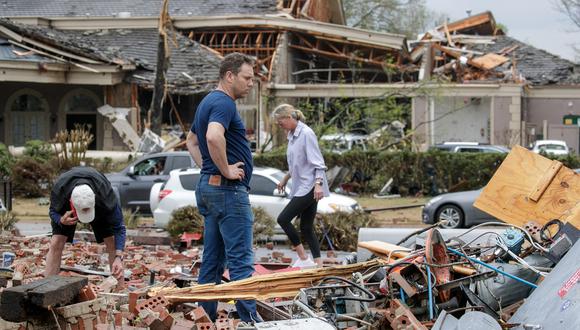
[254,150,580,196]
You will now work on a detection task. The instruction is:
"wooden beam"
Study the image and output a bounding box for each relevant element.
[289,44,397,68]
[151,259,387,302]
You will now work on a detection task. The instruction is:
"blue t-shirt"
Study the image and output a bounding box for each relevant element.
[191,90,253,188]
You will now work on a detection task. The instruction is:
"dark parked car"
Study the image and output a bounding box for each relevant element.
[422,189,498,228]
[106,151,195,214]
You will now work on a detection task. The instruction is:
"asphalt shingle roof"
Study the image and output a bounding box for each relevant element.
[470,35,580,86]
[0,19,221,94]
[63,29,222,93]
[0,0,278,18]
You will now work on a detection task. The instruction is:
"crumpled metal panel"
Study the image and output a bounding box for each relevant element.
[509,241,580,329]
[254,318,335,330]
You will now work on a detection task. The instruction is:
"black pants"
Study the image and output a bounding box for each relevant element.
[277,188,321,259]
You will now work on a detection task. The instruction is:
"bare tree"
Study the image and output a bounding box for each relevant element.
[554,0,580,59]
[556,0,580,27]
[344,0,446,39]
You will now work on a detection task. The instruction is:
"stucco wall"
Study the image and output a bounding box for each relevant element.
[431,96,492,144]
[0,82,129,150]
[492,96,513,145]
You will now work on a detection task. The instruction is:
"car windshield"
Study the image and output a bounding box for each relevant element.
[271,171,292,190]
[540,144,566,150]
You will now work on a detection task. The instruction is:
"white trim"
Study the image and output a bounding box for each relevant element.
[268,83,525,98]
[0,68,126,85]
[527,87,580,99]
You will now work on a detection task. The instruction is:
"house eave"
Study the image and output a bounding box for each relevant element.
[6,15,407,51]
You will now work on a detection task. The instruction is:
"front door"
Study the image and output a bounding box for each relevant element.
[12,111,48,146]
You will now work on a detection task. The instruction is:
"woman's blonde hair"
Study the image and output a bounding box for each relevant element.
[272,104,305,122]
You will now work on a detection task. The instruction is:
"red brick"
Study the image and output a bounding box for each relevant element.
[128,292,140,314]
[216,309,229,320]
[170,319,196,330]
[113,312,123,326]
[98,310,108,324]
[161,313,174,329]
[135,296,169,314]
[79,285,98,302]
[196,323,216,330]
[215,318,236,330]
[189,307,212,324]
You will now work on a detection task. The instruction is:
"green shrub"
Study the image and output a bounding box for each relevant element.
[167,206,204,241]
[0,212,18,231]
[252,206,276,243]
[23,140,53,163]
[255,150,509,196]
[0,143,14,178]
[11,156,54,197]
[315,211,377,251]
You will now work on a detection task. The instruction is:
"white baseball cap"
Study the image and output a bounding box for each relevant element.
[70,184,95,223]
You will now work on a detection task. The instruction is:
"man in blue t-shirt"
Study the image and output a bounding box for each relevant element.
[186,52,260,322]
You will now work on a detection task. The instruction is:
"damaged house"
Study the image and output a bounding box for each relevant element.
[0,0,407,151]
[0,4,578,152]
[410,11,580,150]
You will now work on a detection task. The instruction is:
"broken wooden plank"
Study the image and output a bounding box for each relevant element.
[470,53,509,70]
[150,259,386,302]
[474,145,580,228]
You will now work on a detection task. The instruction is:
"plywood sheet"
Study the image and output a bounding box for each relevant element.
[470,53,509,70]
[474,145,580,228]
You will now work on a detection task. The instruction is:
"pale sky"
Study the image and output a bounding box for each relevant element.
[424,0,579,62]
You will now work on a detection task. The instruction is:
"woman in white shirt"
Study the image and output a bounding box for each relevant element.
[273,104,330,268]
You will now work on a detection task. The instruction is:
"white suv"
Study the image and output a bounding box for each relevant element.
[530,140,570,156]
[150,167,362,228]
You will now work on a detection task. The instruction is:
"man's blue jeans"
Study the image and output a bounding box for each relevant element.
[196,174,259,322]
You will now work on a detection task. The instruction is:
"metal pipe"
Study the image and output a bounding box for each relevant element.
[426,265,435,320]
[447,247,538,289]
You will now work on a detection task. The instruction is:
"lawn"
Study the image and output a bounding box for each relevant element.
[11,195,428,227]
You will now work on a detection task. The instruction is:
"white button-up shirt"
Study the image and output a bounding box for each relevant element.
[287,121,330,198]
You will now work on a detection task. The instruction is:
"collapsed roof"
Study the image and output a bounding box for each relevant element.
[0,0,279,18]
[0,18,221,94]
[412,11,579,86]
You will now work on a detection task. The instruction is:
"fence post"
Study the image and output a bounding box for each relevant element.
[0,178,12,211]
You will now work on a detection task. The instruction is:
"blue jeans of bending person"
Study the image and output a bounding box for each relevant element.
[196,174,259,322]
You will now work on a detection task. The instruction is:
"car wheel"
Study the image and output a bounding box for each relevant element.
[436,204,464,229]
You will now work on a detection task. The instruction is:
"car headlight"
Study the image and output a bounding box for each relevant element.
[329,203,351,212]
[425,196,443,207]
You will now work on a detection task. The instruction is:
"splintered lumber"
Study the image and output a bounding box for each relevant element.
[470,53,509,70]
[474,145,580,229]
[358,240,476,276]
[150,259,386,302]
[0,276,88,322]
